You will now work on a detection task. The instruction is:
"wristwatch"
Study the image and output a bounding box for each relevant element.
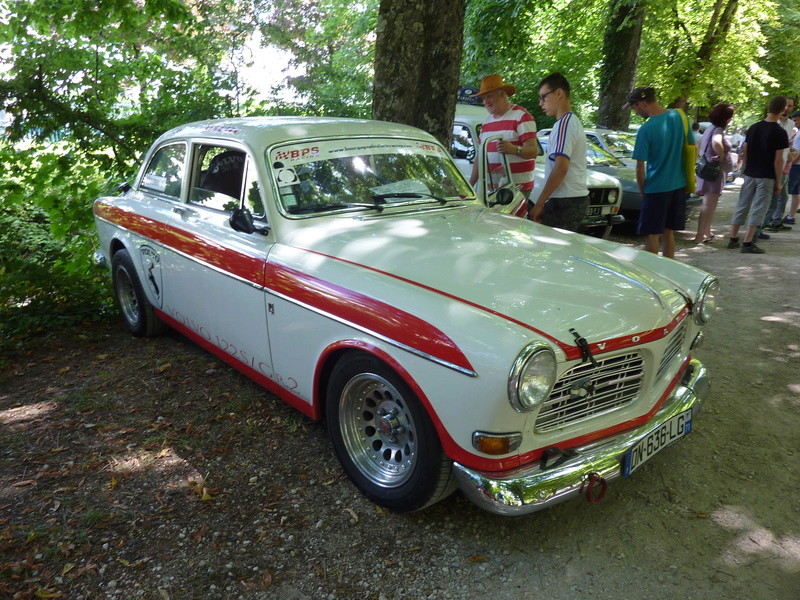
[516,146,522,156]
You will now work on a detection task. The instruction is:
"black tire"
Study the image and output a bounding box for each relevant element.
[111,249,167,337]
[325,352,456,512]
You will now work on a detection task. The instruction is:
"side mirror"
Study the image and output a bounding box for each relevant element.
[229,207,269,235]
[490,187,515,207]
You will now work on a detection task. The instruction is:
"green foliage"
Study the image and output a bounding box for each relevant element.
[0,0,263,354]
[0,140,119,355]
[462,0,607,127]
[0,0,256,162]
[460,0,795,126]
[760,0,800,102]
[257,0,378,117]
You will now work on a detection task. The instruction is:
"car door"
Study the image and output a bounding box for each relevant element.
[157,140,276,381]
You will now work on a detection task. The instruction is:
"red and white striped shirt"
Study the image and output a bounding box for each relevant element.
[479,105,538,191]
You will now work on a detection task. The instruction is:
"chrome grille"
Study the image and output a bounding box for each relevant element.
[535,352,644,432]
[588,187,611,206]
[656,322,687,381]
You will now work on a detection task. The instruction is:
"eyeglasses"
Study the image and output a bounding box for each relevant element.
[539,89,556,102]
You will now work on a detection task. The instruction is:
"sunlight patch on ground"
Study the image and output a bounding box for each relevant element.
[0,400,57,429]
[760,311,800,326]
[106,447,206,498]
[712,505,800,572]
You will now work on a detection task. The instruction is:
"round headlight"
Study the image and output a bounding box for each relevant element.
[608,189,618,203]
[693,276,720,325]
[508,343,557,412]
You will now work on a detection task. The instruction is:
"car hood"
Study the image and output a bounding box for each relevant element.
[591,165,638,192]
[586,168,619,188]
[277,207,691,348]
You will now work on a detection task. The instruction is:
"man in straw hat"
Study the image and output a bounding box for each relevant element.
[468,74,539,199]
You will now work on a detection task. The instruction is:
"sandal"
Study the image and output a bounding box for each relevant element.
[702,234,716,244]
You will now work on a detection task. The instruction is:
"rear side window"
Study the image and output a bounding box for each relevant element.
[140,143,186,198]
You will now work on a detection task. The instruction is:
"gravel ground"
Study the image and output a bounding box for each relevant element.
[1,183,798,599]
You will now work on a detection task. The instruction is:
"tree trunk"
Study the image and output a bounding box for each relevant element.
[371,0,465,147]
[668,0,739,107]
[596,0,646,130]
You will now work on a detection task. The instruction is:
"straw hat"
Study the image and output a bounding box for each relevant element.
[469,74,516,97]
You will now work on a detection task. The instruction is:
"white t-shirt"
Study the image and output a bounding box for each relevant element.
[780,117,794,160]
[545,112,588,198]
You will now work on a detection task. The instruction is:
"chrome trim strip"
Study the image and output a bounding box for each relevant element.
[571,256,664,307]
[266,286,478,377]
[95,217,265,292]
[453,358,709,515]
[97,217,476,377]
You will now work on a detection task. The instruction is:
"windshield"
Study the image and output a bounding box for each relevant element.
[586,139,624,167]
[600,132,636,158]
[268,138,473,216]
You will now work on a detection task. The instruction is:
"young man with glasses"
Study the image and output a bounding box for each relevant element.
[528,72,589,231]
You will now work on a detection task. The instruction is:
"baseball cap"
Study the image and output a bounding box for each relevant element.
[625,86,656,107]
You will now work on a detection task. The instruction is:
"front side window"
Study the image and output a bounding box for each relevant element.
[268,138,473,216]
[189,145,247,212]
[140,143,186,198]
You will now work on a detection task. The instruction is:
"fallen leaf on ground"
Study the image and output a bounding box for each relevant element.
[12,480,37,487]
[345,508,359,522]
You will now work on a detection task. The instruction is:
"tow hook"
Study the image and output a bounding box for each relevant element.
[582,472,607,504]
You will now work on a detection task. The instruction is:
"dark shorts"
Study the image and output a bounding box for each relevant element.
[637,188,687,235]
[530,195,590,232]
[789,165,800,195]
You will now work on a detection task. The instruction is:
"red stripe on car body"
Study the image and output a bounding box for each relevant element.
[98,200,693,473]
[299,248,690,360]
[95,200,472,373]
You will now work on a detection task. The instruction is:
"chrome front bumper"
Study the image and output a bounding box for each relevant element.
[452,358,709,516]
[92,250,108,269]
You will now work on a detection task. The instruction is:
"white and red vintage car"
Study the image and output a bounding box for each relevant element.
[93,117,717,515]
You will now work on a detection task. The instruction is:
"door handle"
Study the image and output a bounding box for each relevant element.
[172,205,198,217]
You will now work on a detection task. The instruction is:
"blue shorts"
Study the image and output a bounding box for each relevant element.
[789,164,800,195]
[637,188,687,235]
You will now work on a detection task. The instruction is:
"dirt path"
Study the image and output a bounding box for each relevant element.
[1,184,798,599]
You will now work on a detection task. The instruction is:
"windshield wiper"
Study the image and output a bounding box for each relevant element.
[288,200,385,214]
[371,192,448,205]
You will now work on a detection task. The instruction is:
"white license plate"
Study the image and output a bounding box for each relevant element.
[622,409,693,476]
[586,206,602,216]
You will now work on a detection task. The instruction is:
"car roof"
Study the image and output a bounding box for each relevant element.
[154,117,439,150]
[454,103,487,124]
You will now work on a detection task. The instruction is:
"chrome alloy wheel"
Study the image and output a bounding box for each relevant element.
[338,373,418,488]
[114,265,141,328]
